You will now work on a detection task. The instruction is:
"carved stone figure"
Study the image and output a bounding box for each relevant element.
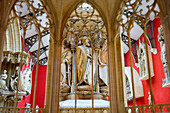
[10,66,25,91]
[158,25,170,83]
[137,41,147,77]
[22,64,32,94]
[61,48,72,85]
[10,67,19,91]
[98,40,109,86]
[77,38,95,86]
[0,70,8,91]
[148,92,151,105]
[35,105,39,113]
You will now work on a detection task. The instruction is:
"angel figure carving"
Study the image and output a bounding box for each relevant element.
[0,70,8,91]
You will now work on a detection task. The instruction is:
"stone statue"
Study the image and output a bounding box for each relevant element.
[11,67,19,91]
[22,62,32,94]
[11,66,25,91]
[60,40,72,93]
[98,40,109,86]
[137,40,146,77]
[158,25,170,82]
[35,105,39,113]
[61,48,72,85]
[148,92,151,105]
[0,70,8,91]
[76,37,95,86]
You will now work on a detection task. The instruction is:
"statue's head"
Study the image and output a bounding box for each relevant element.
[84,38,91,47]
[16,66,20,72]
[4,70,7,74]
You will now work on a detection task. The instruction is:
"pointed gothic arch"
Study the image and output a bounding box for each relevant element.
[0,0,56,112]
[59,1,110,112]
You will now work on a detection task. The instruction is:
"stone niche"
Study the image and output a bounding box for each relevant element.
[137,40,154,80]
[0,51,32,107]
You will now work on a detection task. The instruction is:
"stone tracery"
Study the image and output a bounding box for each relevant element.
[60,2,109,102]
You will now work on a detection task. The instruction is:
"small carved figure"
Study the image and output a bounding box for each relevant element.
[10,68,18,91]
[77,37,95,86]
[22,63,32,94]
[137,41,146,77]
[148,92,151,105]
[11,66,25,91]
[35,105,39,113]
[0,70,8,91]
[61,39,73,86]
[158,25,170,82]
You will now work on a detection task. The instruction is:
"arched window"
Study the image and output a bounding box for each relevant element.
[60,2,110,112]
[0,0,54,112]
[118,0,170,112]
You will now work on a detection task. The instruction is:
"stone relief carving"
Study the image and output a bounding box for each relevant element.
[158,25,170,87]
[137,40,154,80]
[0,51,31,107]
[10,66,25,91]
[22,65,32,95]
[125,75,131,100]
[137,40,147,78]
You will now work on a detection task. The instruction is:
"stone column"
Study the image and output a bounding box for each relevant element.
[50,39,62,113]
[71,48,75,93]
[95,49,99,93]
[107,32,118,113]
[115,36,126,113]
[44,38,54,112]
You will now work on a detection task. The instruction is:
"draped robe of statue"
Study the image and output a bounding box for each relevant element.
[98,41,108,86]
[77,41,95,86]
[61,48,72,84]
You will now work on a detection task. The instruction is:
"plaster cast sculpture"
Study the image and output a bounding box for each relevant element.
[0,70,8,91]
[98,40,109,86]
[137,40,154,80]
[11,66,31,92]
[158,25,170,85]
[35,105,39,113]
[61,48,72,85]
[22,63,32,95]
[11,66,24,91]
[137,40,147,77]
[148,92,151,105]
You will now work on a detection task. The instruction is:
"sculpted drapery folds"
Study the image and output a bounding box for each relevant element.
[61,47,72,84]
[77,38,94,86]
[98,40,109,86]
